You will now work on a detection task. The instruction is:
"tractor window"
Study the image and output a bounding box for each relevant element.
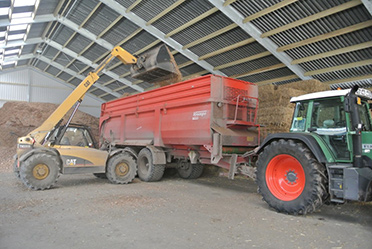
[59,127,92,147]
[291,102,308,132]
[311,98,350,160]
[358,102,371,131]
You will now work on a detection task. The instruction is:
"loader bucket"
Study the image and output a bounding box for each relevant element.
[130,44,182,86]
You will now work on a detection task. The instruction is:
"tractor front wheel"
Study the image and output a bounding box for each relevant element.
[256,139,327,215]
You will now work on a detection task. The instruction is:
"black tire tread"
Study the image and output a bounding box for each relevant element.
[20,153,60,190]
[178,163,204,179]
[106,153,137,184]
[256,139,328,215]
[137,148,165,182]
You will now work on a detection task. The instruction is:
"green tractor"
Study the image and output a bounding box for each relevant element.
[256,86,372,214]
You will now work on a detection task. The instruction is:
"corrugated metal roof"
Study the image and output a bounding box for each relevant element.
[1,0,371,100]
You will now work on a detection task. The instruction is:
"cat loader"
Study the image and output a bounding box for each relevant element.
[14,44,180,190]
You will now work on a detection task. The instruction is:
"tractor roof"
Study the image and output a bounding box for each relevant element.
[290,88,372,103]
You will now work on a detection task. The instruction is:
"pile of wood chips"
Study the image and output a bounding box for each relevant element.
[0,101,99,172]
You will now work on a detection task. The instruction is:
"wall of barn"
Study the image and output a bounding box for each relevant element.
[0,67,103,117]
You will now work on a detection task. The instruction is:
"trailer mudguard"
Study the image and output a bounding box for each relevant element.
[109,147,138,159]
[257,133,327,163]
[146,145,166,165]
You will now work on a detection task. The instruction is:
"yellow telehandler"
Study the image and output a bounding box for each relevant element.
[14,44,180,190]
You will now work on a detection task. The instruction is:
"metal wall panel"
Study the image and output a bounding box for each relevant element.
[0,68,103,117]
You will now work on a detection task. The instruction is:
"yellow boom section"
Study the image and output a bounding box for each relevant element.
[26,46,137,145]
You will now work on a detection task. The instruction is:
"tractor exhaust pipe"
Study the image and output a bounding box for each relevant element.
[346,85,363,168]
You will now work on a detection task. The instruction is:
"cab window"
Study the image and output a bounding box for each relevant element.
[291,102,308,132]
[59,127,93,147]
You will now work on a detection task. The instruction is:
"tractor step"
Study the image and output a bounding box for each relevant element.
[327,164,352,203]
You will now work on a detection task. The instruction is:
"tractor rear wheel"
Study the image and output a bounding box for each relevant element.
[177,161,203,179]
[137,148,165,182]
[20,153,60,190]
[256,139,327,215]
[106,153,137,184]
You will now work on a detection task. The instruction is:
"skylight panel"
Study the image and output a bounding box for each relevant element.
[9,24,28,31]
[10,17,33,24]
[0,7,8,15]
[4,49,20,55]
[12,12,32,19]
[14,0,37,7]
[7,34,25,40]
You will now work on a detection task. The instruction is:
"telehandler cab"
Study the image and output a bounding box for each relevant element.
[14,44,180,190]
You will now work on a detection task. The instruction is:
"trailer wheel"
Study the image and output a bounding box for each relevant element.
[106,153,137,184]
[137,148,165,182]
[20,153,60,190]
[177,161,203,179]
[256,139,327,215]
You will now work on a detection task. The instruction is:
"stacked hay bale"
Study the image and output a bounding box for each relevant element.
[258,79,329,139]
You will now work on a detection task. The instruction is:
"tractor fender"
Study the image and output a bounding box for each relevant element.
[146,145,166,165]
[109,147,138,159]
[18,148,63,170]
[257,133,327,164]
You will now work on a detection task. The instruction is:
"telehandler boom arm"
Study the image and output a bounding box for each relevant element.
[24,47,137,145]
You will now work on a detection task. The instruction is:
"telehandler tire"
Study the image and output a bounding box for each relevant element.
[20,153,60,190]
[177,161,203,179]
[137,148,165,182]
[106,153,137,184]
[256,139,327,215]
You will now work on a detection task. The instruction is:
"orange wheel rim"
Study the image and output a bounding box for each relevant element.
[265,154,305,201]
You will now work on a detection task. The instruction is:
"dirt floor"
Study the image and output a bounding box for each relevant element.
[1,169,371,249]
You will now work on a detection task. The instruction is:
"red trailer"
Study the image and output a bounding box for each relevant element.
[99,75,259,181]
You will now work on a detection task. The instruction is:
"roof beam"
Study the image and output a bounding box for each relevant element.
[126,0,142,13]
[231,63,286,79]
[214,51,271,70]
[44,38,144,92]
[223,0,237,6]
[198,38,255,60]
[277,20,372,52]
[243,0,299,23]
[261,0,362,38]
[56,15,113,50]
[292,41,372,64]
[255,75,299,85]
[0,14,55,27]
[0,37,43,49]
[165,8,219,38]
[100,0,225,76]
[183,23,238,49]
[36,55,121,98]
[304,59,372,76]
[361,0,372,15]
[208,0,310,80]
[324,74,372,85]
[79,2,102,29]
[3,54,34,62]
[146,0,186,26]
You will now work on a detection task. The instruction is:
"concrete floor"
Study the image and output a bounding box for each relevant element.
[1,170,371,249]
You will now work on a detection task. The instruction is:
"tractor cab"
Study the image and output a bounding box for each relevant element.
[290,88,372,164]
